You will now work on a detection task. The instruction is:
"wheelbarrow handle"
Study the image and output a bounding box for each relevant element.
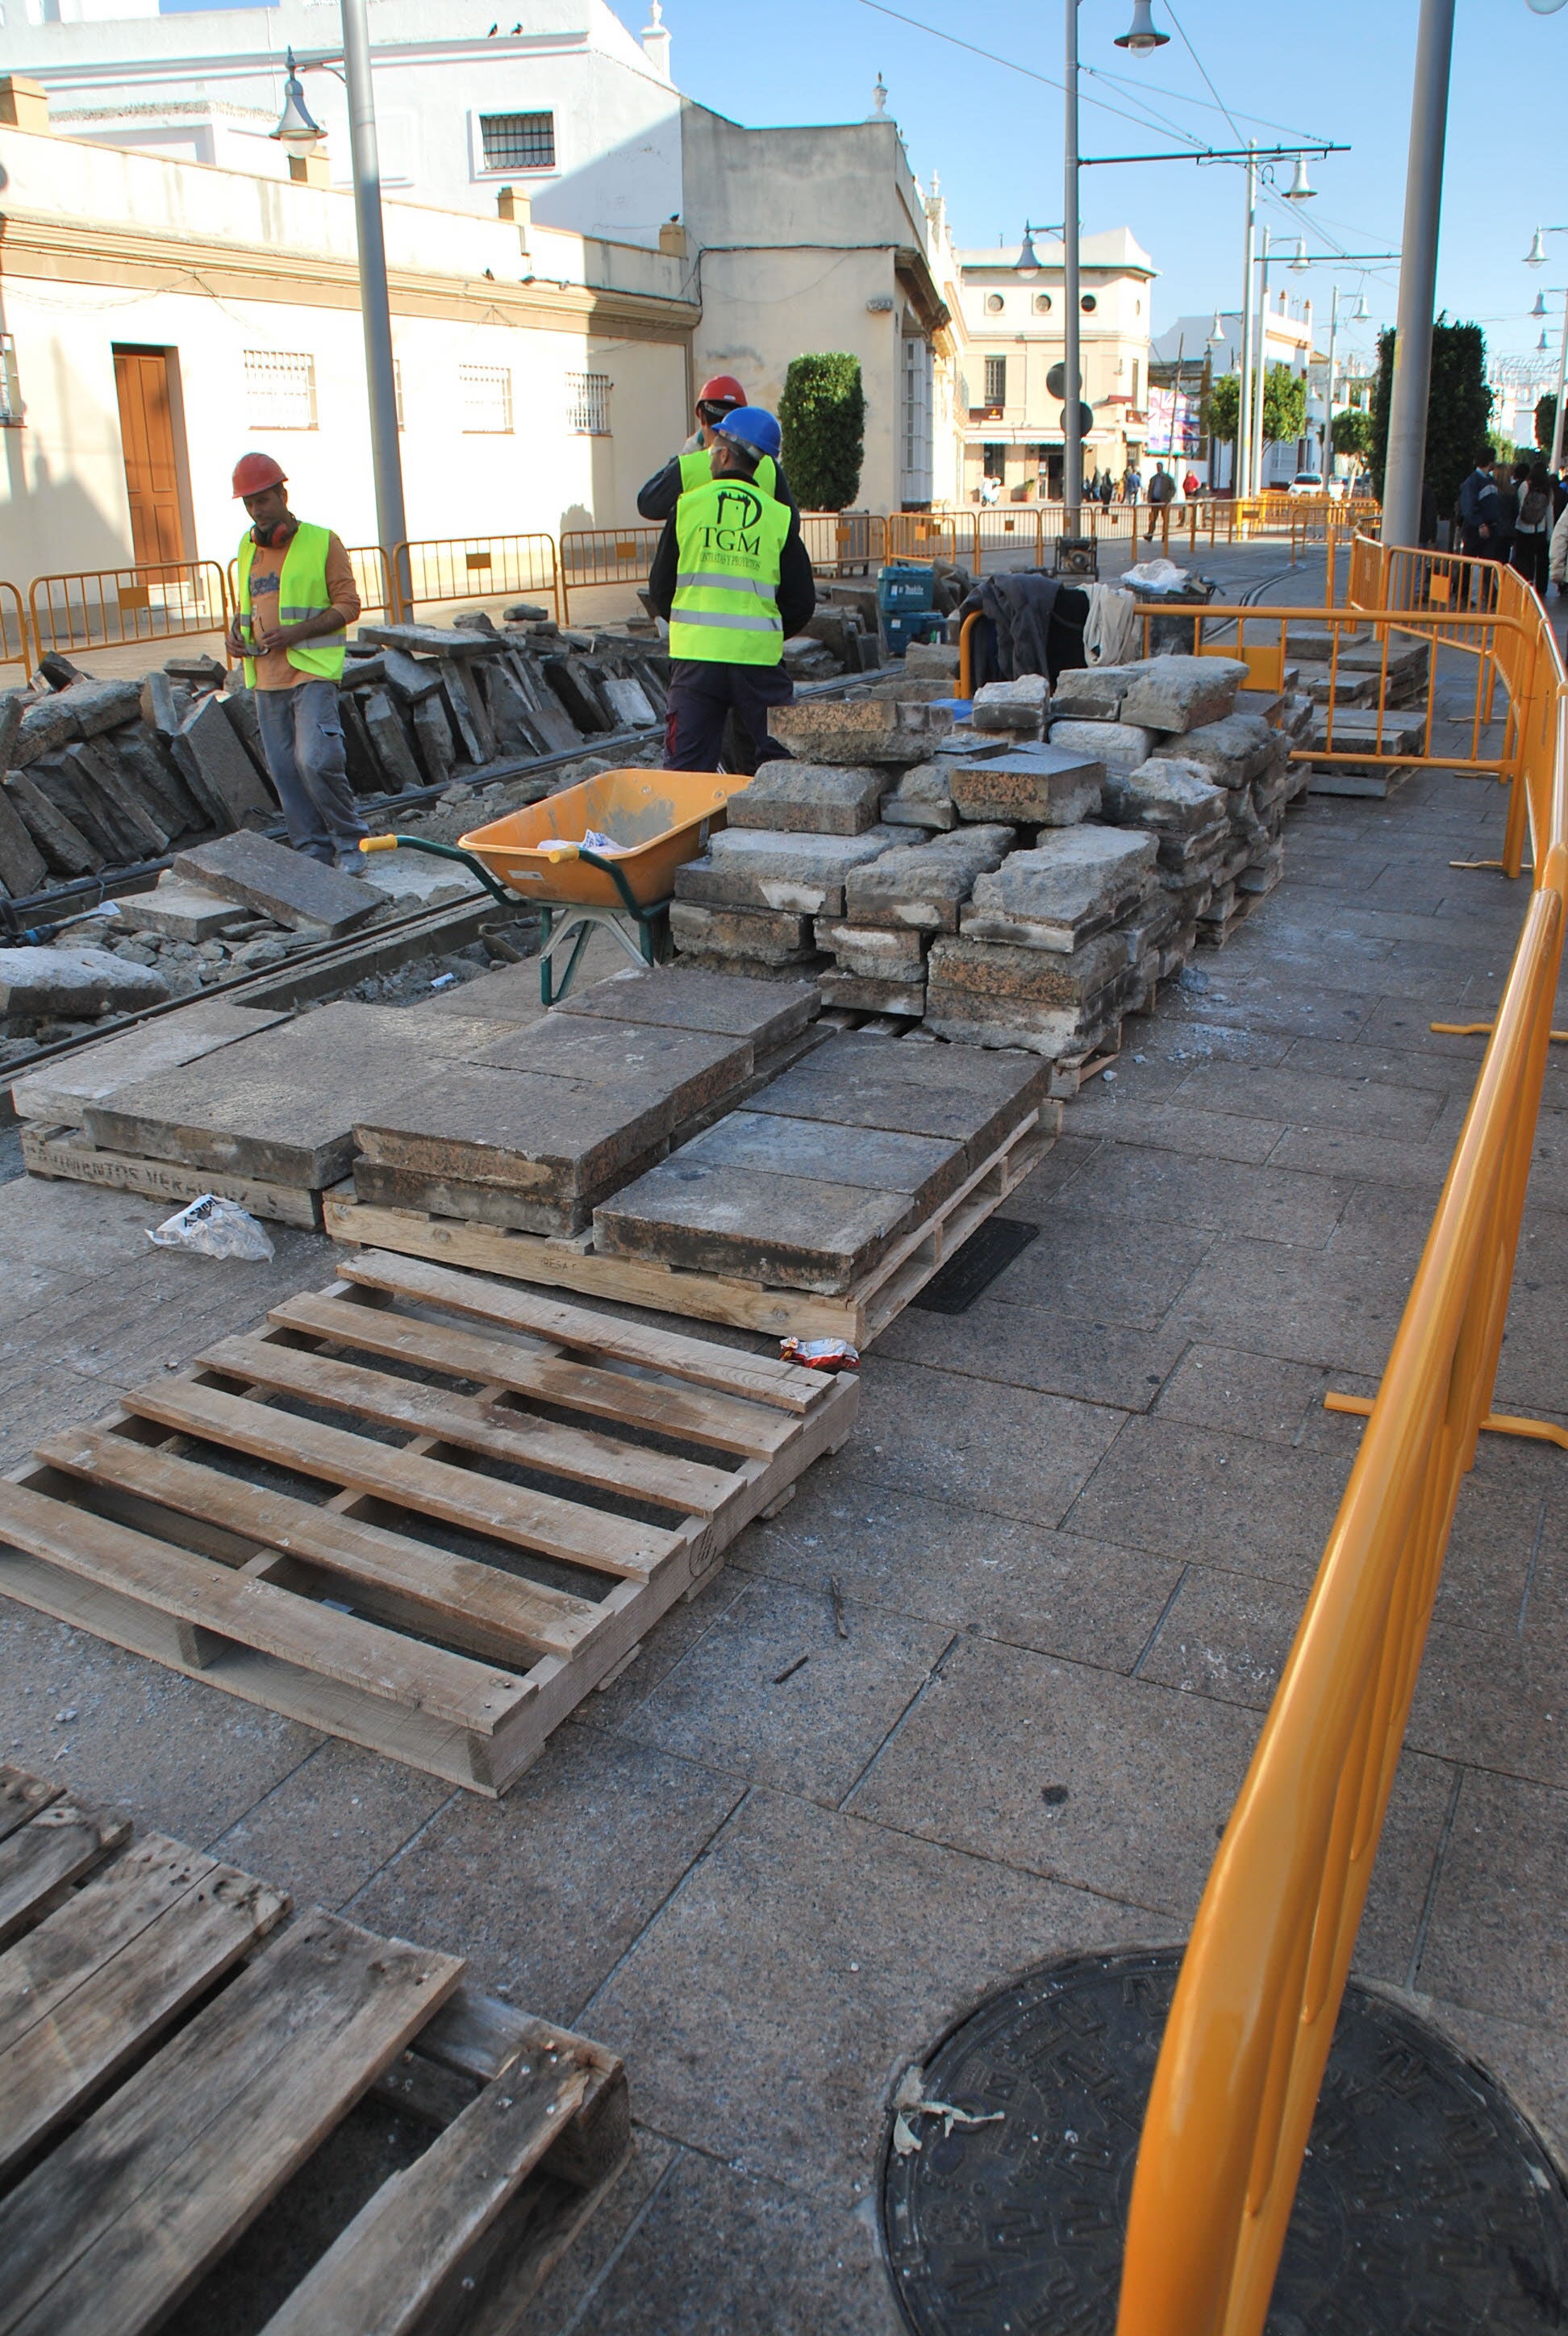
[539,842,643,917]
[357,834,515,907]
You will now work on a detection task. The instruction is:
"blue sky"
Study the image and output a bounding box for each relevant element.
[610,0,1568,380]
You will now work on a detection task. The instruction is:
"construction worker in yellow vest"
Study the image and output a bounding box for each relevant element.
[636,373,798,523]
[647,407,815,771]
[224,451,365,870]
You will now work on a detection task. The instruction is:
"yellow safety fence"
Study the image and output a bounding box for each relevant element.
[28,559,231,664]
[0,581,31,680]
[223,544,396,635]
[1116,540,1565,2334]
[390,533,561,628]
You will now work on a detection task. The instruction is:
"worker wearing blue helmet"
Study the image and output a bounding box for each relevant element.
[647,406,815,772]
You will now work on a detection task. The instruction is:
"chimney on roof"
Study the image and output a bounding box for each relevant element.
[0,77,49,135]
[640,0,672,81]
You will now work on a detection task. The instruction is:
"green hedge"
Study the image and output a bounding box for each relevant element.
[779,354,866,511]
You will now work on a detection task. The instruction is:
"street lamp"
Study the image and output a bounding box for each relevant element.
[1015,228,1044,278]
[1283,154,1316,202]
[1521,229,1568,468]
[1290,238,1310,273]
[1114,1,1169,53]
[274,10,409,566]
[1533,290,1548,318]
[1527,226,1550,267]
[1207,310,1226,348]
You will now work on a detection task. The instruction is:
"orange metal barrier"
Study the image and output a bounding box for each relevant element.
[1117,540,1564,2334]
[28,560,230,661]
[799,511,885,576]
[0,580,31,678]
[390,534,560,626]
[557,526,661,625]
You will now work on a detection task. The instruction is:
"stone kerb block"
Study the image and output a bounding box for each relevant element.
[903,640,961,678]
[881,762,957,832]
[672,825,899,918]
[1049,665,1139,721]
[842,824,1015,932]
[970,674,1049,735]
[727,763,888,836]
[0,945,169,1024]
[767,699,953,765]
[1119,655,1248,734]
[1047,718,1160,775]
[1149,711,1278,788]
[1101,757,1228,841]
[926,932,1140,1056]
[960,825,1157,954]
[950,744,1103,828]
[815,920,931,976]
[668,902,819,966]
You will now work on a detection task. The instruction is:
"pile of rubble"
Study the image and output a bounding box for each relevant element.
[0,609,678,904]
[669,652,1313,1071]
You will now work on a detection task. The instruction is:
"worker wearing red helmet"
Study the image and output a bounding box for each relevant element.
[636,373,798,523]
[224,452,365,870]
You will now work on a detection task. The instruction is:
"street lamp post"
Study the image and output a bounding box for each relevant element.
[1323,283,1340,482]
[1382,0,1456,549]
[1249,225,1272,495]
[1237,144,1257,504]
[1063,0,1082,525]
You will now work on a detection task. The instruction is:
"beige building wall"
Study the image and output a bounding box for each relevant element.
[0,119,694,587]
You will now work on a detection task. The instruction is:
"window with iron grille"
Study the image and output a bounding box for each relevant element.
[461,363,513,433]
[566,371,611,435]
[244,349,317,431]
[984,354,1007,407]
[0,335,20,427]
[479,111,555,171]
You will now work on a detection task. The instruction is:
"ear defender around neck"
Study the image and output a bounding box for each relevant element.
[253,514,298,549]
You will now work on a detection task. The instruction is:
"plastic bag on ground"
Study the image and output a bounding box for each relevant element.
[148,1194,275,1262]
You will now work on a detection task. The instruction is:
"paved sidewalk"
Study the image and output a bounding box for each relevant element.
[3,674,1566,2328]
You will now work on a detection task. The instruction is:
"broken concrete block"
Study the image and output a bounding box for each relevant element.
[0,779,48,895]
[173,831,379,937]
[173,695,275,826]
[0,945,169,1024]
[970,674,1049,734]
[66,740,170,857]
[1047,718,1159,774]
[357,622,503,660]
[11,999,285,1120]
[1101,757,1228,840]
[119,874,250,942]
[0,689,25,770]
[26,757,122,865]
[903,640,961,678]
[950,743,1103,828]
[4,773,97,878]
[56,678,143,740]
[113,725,206,840]
[815,920,931,975]
[961,826,1157,953]
[727,763,888,836]
[1120,655,1248,733]
[163,652,227,688]
[673,825,900,917]
[669,901,820,966]
[410,696,457,788]
[1149,711,1279,788]
[483,664,546,756]
[378,647,446,703]
[841,824,1014,932]
[767,699,952,765]
[1049,665,1138,721]
[361,690,424,792]
[12,696,79,767]
[441,664,498,761]
[544,658,614,736]
[881,761,957,831]
[818,970,928,1016]
[138,672,184,738]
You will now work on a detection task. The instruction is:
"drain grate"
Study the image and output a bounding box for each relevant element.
[882,1945,1568,2334]
[909,1218,1040,1315]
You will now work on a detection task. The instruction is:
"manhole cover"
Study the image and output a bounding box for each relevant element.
[882,1946,1568,2334]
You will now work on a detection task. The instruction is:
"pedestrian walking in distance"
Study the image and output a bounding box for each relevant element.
[225,453,365,870]
[1145,463,1175,540]
[1512,461,1553,598]
[648,406,815,774]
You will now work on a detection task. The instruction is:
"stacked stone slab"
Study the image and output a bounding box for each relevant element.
[1147,708,1296,939]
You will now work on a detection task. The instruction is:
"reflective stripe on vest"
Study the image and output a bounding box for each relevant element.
[236,520,346,688]
[678,447,778,502]
[668,474,792,666]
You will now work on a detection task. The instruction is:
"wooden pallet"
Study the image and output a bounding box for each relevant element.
[19,1120,323,1229]
[325,1108,1057,1346]
[0,1762,628,2336]
[0,1259,855,1792]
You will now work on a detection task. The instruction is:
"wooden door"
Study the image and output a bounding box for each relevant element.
[113,347,188,566]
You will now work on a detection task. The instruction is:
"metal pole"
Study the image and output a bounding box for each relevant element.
[340,0,408,577]
[1062,0,1082,528]
[1250,227,1270,495]
[1323,285,1339,483]
[1236,143,1256,502]
[1382,0,1455,549]
[1551,289,1568,473]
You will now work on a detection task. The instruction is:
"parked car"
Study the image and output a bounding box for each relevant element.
[1287,471,1325,495]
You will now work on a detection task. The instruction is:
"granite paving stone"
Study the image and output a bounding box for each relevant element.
[1152,1344,1332,1443]
[1064,1413,1353,1583]
[1167,1233,1423,1373]
[1415,1767,1568,2029]
[583,1787,1119,2202]
[725,762,889,835]
[842,1356,1124,1526]
[978,1202,1215,1328]
[1049,1145,1352,1247]
[211,1737,452,1911]
[875,1299,1188,1412]
[844,1636,1262,1918]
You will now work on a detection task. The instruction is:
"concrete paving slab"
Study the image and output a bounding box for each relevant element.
[1415,1766,1568,2029]
[10,1001,286,1123]
[844,1356,1124,1527]
[1064,1413,1353,1584]
[174,830,378,936]
[979,1202,1215,1329]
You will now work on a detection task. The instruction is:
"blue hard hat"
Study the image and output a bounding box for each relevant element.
[713,405,782,463]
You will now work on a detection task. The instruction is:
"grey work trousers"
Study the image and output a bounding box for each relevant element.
[253,678,365,865]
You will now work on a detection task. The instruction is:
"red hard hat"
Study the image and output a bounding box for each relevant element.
[697,374,745,411]
[231,451,287,498]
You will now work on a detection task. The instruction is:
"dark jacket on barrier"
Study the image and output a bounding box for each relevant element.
[957,571,1091,688]
[636,453,799,524]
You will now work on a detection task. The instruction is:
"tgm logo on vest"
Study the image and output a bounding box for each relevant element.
[703,485,765,554]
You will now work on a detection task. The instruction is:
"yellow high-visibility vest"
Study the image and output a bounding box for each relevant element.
[669,473,792,665]
[236,521,345,688]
